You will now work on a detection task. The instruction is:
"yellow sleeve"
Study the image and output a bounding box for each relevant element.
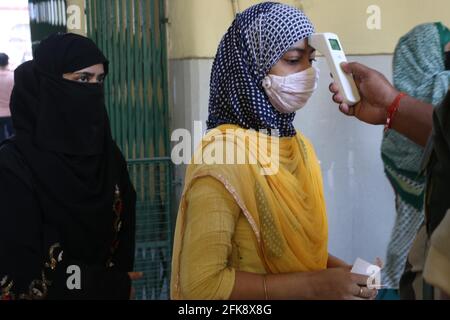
[424,210,450,296]
[179,176,240,300]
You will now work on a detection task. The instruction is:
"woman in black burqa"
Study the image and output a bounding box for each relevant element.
[0,33,138,300]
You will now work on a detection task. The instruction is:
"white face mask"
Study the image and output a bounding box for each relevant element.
[262,66,319,114]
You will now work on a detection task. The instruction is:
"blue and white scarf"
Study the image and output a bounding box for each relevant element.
[207,2,315,137]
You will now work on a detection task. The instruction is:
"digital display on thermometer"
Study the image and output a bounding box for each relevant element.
[329,39,341,51]
[309,33,361,106]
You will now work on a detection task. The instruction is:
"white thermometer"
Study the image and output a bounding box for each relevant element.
[309,33,361,106]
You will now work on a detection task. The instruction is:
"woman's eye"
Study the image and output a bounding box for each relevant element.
[286,59,300,65]
[78,75,89,83]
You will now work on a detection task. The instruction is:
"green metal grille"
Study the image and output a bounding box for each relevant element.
[86,0,172,300]
[128,158,172,300]
[86,0,170,160]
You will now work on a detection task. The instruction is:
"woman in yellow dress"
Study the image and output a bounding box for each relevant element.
[171,2,377,300]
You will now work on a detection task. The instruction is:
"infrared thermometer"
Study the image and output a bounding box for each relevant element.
[309,33,361,106]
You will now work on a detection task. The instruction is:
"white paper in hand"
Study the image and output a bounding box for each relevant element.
[351,258,384,289]
[351,258,378,275]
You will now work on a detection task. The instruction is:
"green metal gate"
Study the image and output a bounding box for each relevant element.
[127,158,172,300]
[86,0,172,300]
[28,0,68,50]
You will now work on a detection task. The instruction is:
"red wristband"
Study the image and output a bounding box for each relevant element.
[385,92,407,132]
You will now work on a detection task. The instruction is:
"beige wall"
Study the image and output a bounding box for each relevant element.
[168,0,450,59]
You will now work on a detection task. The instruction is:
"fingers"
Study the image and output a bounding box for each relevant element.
[128,272,144,281]
[350,285,365,300]
[351,273,370,286]
[375,257,384,269]
[338,103,354,116]
[329,83,345,107]
[329,82,340,95]
[329,75,359,117]
[359,287,378,300]
[351,285,378,300]
[340,61,369,78]
[333,93,344,104]
[370,289,379,300]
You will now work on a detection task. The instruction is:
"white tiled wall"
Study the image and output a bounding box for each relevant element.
[169,55,396,264]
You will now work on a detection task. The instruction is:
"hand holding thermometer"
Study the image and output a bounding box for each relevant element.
[309,33,361,106]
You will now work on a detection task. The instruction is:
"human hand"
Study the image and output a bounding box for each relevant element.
[309,268,378,300]
[329,62,399,125]
[128,272,143,300]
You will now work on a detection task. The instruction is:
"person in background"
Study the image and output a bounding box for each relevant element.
[0,34,139,300]
[379,23,450,300]
[0,53,14,142]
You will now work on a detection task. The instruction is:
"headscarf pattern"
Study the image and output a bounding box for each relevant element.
[207,2,315,137]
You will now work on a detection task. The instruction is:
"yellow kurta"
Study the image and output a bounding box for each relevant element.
[171,125,329,300]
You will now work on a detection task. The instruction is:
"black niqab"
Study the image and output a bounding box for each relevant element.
[9,33,128,263]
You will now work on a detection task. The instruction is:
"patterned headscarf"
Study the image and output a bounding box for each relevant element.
[207,2,315,137]
[382,23,450,177]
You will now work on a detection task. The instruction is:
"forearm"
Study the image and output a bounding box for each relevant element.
[228,257,348,299]
[327,254,350,269]
[229,271,314,300]
[390,95,434,147]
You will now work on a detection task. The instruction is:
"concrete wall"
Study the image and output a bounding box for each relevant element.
[167,0,450,58]
[169,55,396,263]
